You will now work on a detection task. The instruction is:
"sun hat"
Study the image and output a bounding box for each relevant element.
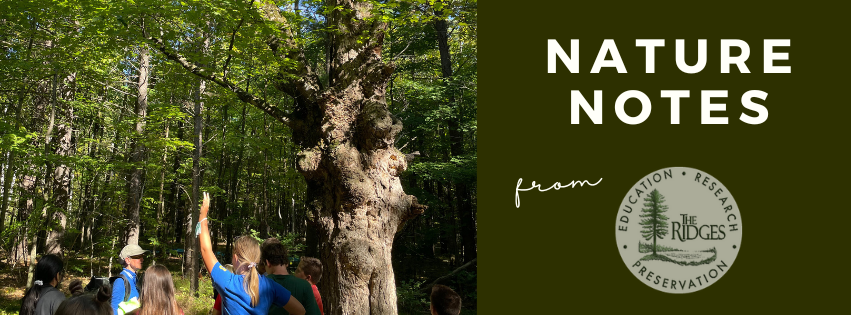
[119,244,149,260]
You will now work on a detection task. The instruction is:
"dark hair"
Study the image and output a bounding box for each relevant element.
[298,257,322,283]
[260,242,288,267]
[55,285,113,315]
[68,280,84,296]
[430,285,462,315]
[257,238,281,275]
[19,254,64,315]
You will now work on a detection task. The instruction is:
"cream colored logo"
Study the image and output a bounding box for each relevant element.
[616,167,742,293]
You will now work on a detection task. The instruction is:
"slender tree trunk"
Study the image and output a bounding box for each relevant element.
[213,103,229,255]
[434,10,476,268]
[226,104,247,255]
[0,94,24,237]
[188,68,206,295]
[11,174,36,266]
[169,120,183,245]
[126,46,151,245]
[260,117,270,237]
[155,121,170,264]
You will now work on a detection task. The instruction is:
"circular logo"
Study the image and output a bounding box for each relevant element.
[615,167,742,293]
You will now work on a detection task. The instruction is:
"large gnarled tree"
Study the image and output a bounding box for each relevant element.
[137,1,425,313]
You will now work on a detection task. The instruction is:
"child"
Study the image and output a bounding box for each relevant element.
[54,285,112,315]
[197,192,305,315]
[430,285,462,315]
[138,265,183,315]
[261,242,321,315]
[293,257,324,315]
[20,254,81,315]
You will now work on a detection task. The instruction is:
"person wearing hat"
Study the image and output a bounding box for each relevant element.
[111,244,148,315]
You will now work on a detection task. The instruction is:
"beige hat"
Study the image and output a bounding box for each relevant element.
[119,245,149,260]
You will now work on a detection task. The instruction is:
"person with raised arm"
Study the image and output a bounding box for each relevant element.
[198,192,306,315]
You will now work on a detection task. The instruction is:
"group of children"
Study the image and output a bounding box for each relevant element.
[19,191,463,315]
[18,250,199,315]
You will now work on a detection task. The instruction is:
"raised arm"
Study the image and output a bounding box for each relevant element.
[199,192,218,273]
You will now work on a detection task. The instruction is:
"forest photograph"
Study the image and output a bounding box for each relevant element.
[0,0,477,314]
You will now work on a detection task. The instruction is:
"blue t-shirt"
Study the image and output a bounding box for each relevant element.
[211,262,293,315]
[111,269,140,315]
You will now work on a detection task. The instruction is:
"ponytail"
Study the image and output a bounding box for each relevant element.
[95,284,111,304]
[19,283,43,315]
[244,263,260,307]
[234,236,262,307]
[20,255,64,315]
[68,280,84,296]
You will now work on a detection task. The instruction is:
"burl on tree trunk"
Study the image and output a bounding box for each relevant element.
[146,1,426,314]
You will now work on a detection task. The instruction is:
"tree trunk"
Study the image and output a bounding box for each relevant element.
[214,103,229,255]
[226,104,247,255]
[10,175,36,266]
[46,70,77,255]
[155,121,170,264]
[126,46,150,245]
[169,120,184,245]
[0,94,24,238]
[289,2,427,313]
[45,120,73,255]
[434,9,476,268]
[188,70,205,295]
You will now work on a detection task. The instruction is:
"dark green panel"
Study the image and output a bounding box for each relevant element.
[479,1,848,313]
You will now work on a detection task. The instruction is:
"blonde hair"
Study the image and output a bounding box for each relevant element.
[139,264,181,315]
[234,236,262,307]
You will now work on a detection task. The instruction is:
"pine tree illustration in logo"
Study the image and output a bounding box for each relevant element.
[616,168,743,293]
[639,189,669,256]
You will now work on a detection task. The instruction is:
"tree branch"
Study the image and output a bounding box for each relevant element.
[420,258,477,293]
[259,2,321,104]
[223,0,255,81]
[142,30,292,126]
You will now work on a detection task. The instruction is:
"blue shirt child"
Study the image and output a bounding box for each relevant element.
[211,262,293,315]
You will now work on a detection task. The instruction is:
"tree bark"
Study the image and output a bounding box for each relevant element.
[46,70,77,255]
[155,121,170,264]
[187,72,204,294]
[126,46,151,245]
[225,104,248,255]
[45,121,73,255]
[291,2,426,313]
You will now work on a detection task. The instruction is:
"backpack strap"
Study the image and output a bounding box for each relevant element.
[120,274,131,302]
